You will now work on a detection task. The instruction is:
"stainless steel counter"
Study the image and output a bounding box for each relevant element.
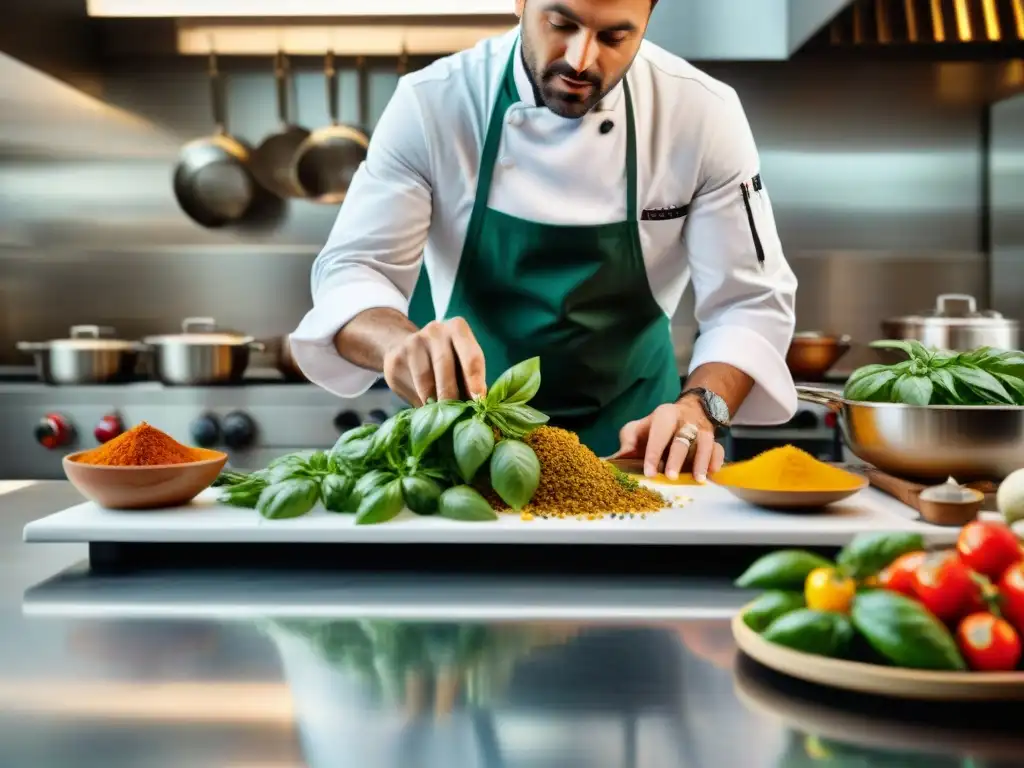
[3,482,1023,767]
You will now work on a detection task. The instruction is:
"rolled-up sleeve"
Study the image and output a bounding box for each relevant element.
[289,77,433,397]
[682,89,797,426]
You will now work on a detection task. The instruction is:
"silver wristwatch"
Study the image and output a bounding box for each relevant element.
[681,387,732,428]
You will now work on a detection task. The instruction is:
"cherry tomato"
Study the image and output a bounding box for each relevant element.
[956,612,1022,671]
[998,561,1024,635]
[804,567,856,614]
[912,551,979,623]
[957,521,1023,581]
[878,551,927,597]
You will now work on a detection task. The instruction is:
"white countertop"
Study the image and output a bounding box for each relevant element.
[23,482,985,548]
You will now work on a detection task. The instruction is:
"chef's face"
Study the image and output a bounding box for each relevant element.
[516,0,651,119]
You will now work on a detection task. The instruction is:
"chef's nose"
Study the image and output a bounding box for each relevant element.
[564,30,598,74]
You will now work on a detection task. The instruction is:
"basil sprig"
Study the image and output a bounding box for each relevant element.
[844,341,1024,406]
[217,358,550,524]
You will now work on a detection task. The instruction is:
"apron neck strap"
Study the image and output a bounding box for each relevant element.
[480,43,638,223]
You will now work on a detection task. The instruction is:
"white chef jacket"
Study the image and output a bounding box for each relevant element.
[291,28,798,426]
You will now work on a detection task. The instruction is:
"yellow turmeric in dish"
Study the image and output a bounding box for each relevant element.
[710,445,863,492]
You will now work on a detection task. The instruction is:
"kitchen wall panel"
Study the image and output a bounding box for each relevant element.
[990,93,1024,324]
[0,50,991,373]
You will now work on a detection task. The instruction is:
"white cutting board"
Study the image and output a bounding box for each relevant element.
[23,481,983,547]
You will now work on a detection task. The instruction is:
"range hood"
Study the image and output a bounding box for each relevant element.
[808,0,1024,49]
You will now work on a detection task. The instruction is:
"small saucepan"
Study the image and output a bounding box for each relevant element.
[17,325,146,385]
[786,332,851,382]
[142,317,265,386]
[274,334,307,382]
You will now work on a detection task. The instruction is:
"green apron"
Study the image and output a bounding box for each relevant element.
[408,45,681,457]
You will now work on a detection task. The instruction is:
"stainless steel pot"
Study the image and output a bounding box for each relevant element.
[798,385,1024,481]
[882,294,1019,352]
[142,317,264,386]
[17,325,145,385]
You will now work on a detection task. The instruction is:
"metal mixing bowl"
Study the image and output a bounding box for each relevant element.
[798,386,1024,481]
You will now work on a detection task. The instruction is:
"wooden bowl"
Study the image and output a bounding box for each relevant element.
[62,449,227,510]
[733,606,1024,701]
[712,477,869,511]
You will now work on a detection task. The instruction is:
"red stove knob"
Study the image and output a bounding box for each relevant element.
[35,412,76,450]
[94,414,124,444]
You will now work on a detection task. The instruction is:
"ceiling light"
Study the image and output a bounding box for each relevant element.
[87,0,513,17]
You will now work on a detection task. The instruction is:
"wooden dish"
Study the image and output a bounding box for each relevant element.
[62,449,227,510]
[712,477,869,511]
[732,606,1024,701]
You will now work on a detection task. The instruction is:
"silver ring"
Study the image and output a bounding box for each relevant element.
[676,423,699,443]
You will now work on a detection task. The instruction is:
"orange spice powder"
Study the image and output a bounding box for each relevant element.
[73,422,205,466]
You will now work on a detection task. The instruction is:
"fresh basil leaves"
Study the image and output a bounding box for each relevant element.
[844,341,1024,406]
[217,358,549,525]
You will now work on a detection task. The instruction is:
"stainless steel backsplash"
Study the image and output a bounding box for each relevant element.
[0,51,997,372]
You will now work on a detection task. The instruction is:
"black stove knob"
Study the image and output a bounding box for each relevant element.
[334,410,362,433]
[190,414,221,448]
[366,409,389,425]
[222,411,257,450]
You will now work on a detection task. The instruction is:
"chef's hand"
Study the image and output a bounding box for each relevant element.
[383,317,487,406]
[613,397,725,483]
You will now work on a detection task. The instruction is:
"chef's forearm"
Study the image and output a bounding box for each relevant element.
[682,363,754,415]
[333,308,418,372]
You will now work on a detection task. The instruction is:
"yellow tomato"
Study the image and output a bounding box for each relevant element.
[804,567,856,614]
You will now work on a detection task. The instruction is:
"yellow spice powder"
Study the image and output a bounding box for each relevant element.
[711,445,863,492]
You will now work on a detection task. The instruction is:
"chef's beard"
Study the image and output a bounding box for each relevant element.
[521,35,610,119]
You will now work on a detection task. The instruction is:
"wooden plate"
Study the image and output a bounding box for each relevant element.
[732,606,1024,701]
[713,477,868,510]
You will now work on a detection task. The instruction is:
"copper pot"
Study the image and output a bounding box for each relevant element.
[786,332,851,381]
[276,335,307,381]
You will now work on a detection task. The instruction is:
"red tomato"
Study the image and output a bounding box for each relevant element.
[956,612,1022,672]
[998,561,1024,635]
[878,551,927,597]
[912,551,980,623]
[957,521,1023,581]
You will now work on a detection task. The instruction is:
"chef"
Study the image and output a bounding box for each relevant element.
[290,0,798,482]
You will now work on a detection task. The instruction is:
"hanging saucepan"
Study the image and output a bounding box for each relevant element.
[251,51,311,200]
[293,52,370,205]
[142,317,265,386]
[17,325,146,385]
[173,50,259,228]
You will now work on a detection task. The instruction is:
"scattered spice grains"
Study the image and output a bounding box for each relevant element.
[491,426,666,520]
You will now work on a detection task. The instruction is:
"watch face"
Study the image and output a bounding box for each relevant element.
[703,392,731,425]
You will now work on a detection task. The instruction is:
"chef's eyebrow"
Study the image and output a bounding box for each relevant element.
[544,3,639,33]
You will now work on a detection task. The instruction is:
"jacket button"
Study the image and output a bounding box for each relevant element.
[499,156,515,169]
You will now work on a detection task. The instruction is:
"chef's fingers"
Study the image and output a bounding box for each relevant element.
[663,435,691,480]
[407,340,436,406]
[614,417,651,460]
[423,323,460,401]
[690,430,717,484]
[448,317,487,398]
[643,404,681,478]
[710,442,726,474]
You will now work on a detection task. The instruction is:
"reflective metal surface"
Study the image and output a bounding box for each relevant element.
[798,385,1024,480]
[991,91,1024,322]
[881,293,1020,352]
[0,50,994,371]
[17,326,146,385]
[4,482,1024,767]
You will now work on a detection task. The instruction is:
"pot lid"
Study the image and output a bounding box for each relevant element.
[887,294,1018,327]
[20,325,139,351]
[142,317,254,345]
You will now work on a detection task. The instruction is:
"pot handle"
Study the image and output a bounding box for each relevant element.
[248,341,266,352]
[182,317,217,333]
[69,324,115,338]
[936,294,978,317]
[16,341,45,353]
[796,385,846,411]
